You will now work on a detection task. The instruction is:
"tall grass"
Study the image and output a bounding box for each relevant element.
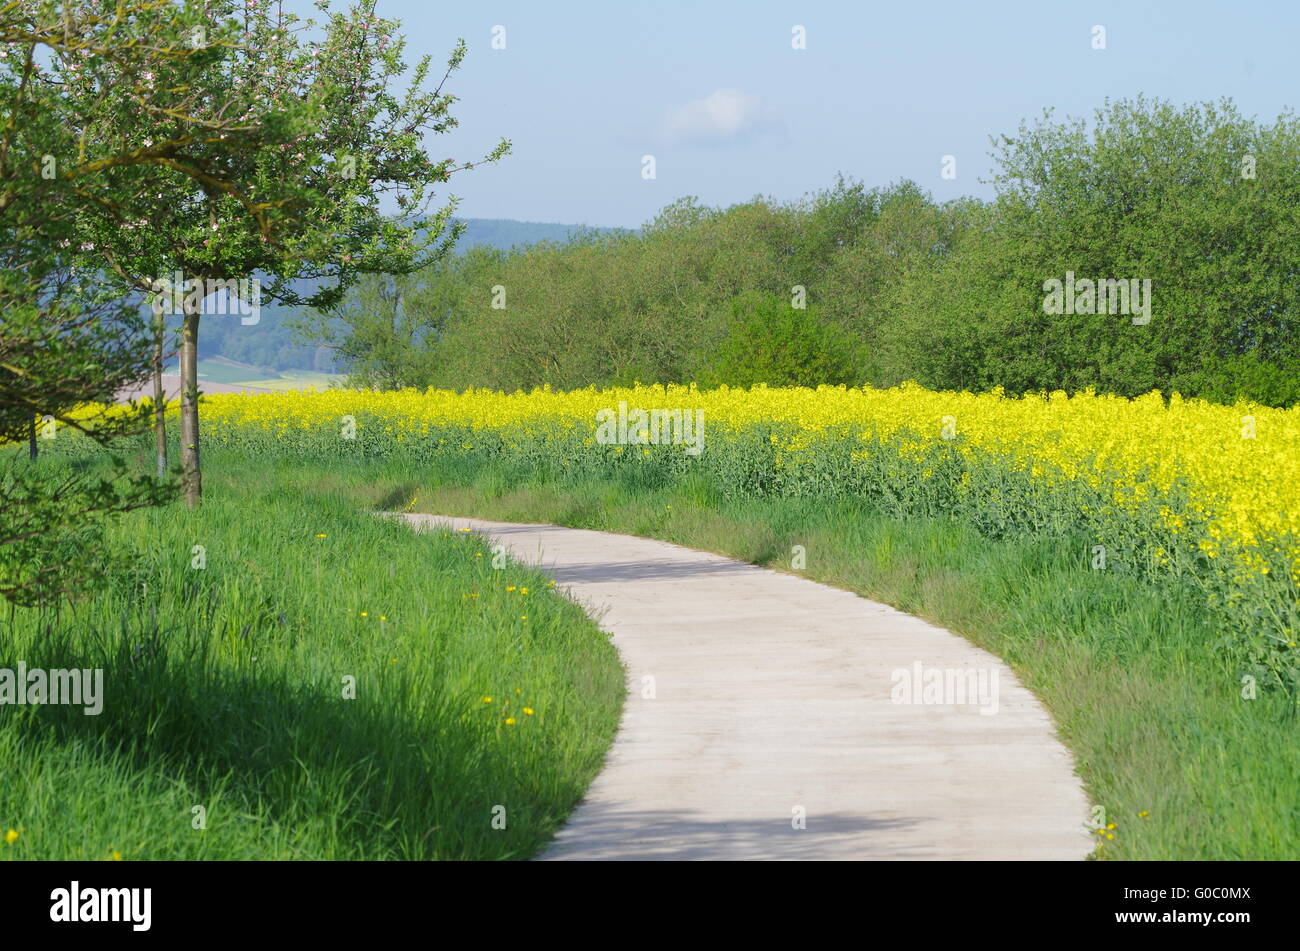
[8,435,1295,861]
[335,451,1297,861]
[0,451,623,860]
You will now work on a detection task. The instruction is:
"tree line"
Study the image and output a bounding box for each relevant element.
[317,96,1300,407]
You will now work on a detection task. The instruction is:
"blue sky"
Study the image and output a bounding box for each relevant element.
[303,1,1297,228]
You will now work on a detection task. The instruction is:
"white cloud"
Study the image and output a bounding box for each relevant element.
[660,89,764,145]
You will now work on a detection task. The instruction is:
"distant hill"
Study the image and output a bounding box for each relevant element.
[455,217,628,252]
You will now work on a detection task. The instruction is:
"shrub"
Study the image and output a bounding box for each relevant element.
[703,293,862,388]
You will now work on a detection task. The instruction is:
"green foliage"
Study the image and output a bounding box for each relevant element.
[299,246,505,389]
[40,0,509,501]
[0,450,170,606]
[323,98,1300,408]
[353,181,907,391]
[0,2,211,603]
[1171,353,1300,409]
[703,293,861,387]
[884,97,1300,401]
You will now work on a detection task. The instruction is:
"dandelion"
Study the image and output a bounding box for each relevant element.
[4,829,17,845]
[505,717,516,725]
[315,533,327,538]
[506,585,516,592]
[482,696,492,703]
[523,707,534,715]
[1137,810,1150,819]
[520,587,528,595]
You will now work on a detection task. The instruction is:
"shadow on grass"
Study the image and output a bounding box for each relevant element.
[10,637,554,860]
[371,480,424,514]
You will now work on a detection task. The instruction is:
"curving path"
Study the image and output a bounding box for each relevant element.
[405,515,1093,861]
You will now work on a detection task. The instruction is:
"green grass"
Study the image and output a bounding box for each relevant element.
[236,370,344,391]
[7,441,1296,861]
[0,452,623,860]
[299,451,1297,861]
[181,358,277,385]
[169,360,342,390]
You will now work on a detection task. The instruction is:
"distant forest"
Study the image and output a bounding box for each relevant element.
[305,98,1300,407]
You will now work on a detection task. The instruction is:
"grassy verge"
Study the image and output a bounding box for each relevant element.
[0,452,623,860]
[274,451,1297,861]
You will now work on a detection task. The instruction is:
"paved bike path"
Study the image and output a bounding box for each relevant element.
[406,515,1093,861]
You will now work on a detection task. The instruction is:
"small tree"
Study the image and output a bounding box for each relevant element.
[0,1,271,602]
[65,0,508,505]
[298,246,503,389]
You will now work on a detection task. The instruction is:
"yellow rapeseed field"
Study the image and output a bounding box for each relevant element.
[201,383,1300,587]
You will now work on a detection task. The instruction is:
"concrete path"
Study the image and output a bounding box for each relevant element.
[405,515,1093,861]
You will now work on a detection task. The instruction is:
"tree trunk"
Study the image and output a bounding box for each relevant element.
[28,415,36,460]
[180,300,202,507]
[153,299,167,480]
